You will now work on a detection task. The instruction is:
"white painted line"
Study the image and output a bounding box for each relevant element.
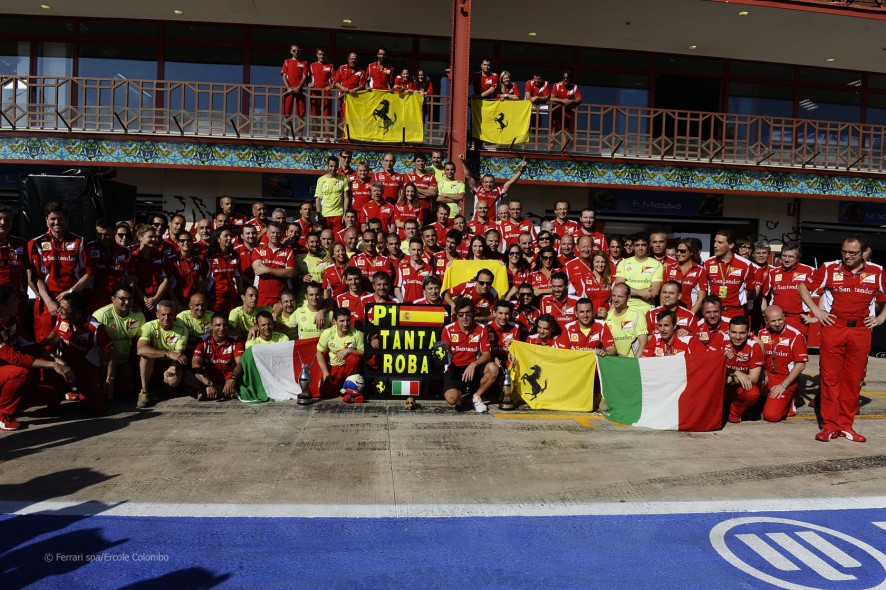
[2,496,886,519]
[736,534,799,571]
[766,532,856,581]
[874,522,886,531]
[795,531,862,568]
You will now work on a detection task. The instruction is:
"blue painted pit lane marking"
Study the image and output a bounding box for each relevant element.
[3,501,886,589]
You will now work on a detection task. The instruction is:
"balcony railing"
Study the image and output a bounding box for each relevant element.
[0,75,449,146]
[3,75,886,174]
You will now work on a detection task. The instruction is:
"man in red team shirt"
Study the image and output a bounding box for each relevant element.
[760,242,815,336]
[43,292,115,414]
[646,281,695,337]
[219,196,249,229]
[538,272,578,326]
[251,222,297,308]
[799,236,886,442]
[460,153,527,217]
[374,153,404,204]
[192,314,244,401]
[349,161,374,213]
[335,267,366,326]
[562,298,616,354]
[488,300,527,364]
[0,285,75,431]
[351,229,394,283]
[467,201,496,238]
[472,59,499,99]
[444,268,498,323]
[551,201,580,239]
[308,48,335,118]
[650,230,677,270]
[395,239,434,303]
[694,295,730,350]
[642,310,704,357]
[281,44,308,131]
[499,199,536,248]
[550,70,582,137]
[28,202,88,342]
[723,315,764,424]
[85,218,131,313]
[576,208,606,251]
[405,153,438,209]
[442,298,500,413]
[525,71,551,128]
[246,201,269,240]
[334,51,366,122]
[694,229,755,319]
[367,46,394,90]
[757,305,808,425]
[359,182,395,231]
[0,206,31,318]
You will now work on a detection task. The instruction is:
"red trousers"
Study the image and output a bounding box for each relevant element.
[34,298,58,342]
[819,324,870,431]
[319,354,362,398]
[0,365,32,417]
[283,92,306,118]
[325,215,344,236]
[725,383,760,422]
[762,382,799,423]
[784,313,808,337]
[311,91,333,117]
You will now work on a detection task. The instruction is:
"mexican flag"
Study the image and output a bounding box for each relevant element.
[597,352,726,431]
[238,339,323,403]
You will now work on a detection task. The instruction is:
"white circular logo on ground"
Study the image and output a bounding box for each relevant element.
[710,517,886,590]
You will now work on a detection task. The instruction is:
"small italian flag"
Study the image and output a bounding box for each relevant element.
[391,380,421,396]
[597,352,726,431]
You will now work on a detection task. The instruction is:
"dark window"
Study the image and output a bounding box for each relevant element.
[0,41,29,76]
[166,23,244,42]
[797,87,861,123]
[79,19,158,38]
[79,43,157,80]
[580,49,650,70]
[730,60,794,81]
[655,55,723,75]
[165,45,244,84]
[251,27,330,49]
[798,67,862,86]
[728,83,794,117]
[499,42,573,63]
[335,32,412,53]
[0,17,72,36]
[418,38,450,55]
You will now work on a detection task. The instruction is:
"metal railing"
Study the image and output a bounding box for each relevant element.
[0,76,449,146]
[519,103,886,173]
[3,75,886,174]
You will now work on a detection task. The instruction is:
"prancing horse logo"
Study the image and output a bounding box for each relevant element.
[373,99,398,135]
[520,364,548,399]
[494,112,508,131]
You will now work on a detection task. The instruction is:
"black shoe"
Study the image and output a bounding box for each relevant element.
[454,393,472,412]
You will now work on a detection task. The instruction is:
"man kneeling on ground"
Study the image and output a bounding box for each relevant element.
[136,299,189,408]
[192,314,244,401]
[316,308,364,399]
[441,297,500,413]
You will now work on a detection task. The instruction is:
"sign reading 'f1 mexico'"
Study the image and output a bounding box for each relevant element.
[364,303,449,399]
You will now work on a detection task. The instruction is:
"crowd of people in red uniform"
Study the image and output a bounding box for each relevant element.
[0,147,879,444]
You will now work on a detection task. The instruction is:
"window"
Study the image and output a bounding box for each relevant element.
[730,60,794,81]
[250,48,286,86]
[728,82,793,117]
[335,32,412,53]
[166,23,244,42]
[79,19,158,38]
[797,87,861,123]
[252,27,330,49]
[37,42,72,77]
[580,49,650,70]
[164,46,244,84]
[799,66,861,86]
[499,42,573,63]
[656,55,723,75]
[79,43,157,81]
[418,38,450,56]
[0,17,71,36]
[0,41,29,76]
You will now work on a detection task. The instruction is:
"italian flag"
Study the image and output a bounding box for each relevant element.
[391,380,420,396]
[597,352,726,431]
[238,339,322,403]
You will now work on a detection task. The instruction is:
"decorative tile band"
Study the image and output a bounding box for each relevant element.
[1,134,885,199]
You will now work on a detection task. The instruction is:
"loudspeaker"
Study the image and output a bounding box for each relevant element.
[20,170,137,239]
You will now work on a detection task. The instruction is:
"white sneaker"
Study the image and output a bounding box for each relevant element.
[473,397,488,414]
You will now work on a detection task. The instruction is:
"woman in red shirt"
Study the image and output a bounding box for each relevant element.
[322,242,350,300]
[530,246,561,298]
[496,71,521,100]
[504,244,531,300]
[205,227,242,314]
[586,250,613,319]
[127,225,172,313]
[393,183,425,240]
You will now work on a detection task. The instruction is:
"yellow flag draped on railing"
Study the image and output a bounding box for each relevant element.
[345,90,424,143]
[508,340,598,411]
[471,99,532,145]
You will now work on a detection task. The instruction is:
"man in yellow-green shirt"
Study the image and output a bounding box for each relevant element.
[177,292,213,349]
[245,310,290,349]
[94,284,146,398]
[437,160,465,218]
[614,233,662,315]
[316,308,364,398]
[288,282,332,340]
[314,155,349,234]
[295,232,329,305]
[136,299,190,407]
[228,285,260,340]
[605,283,648,358]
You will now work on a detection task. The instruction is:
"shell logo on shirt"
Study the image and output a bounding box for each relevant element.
[570,333,579,342]
[58,321,69,332]
[41,242,52,251]
[760,335,771,343]
[450,333,459,343]
[833,272,843,281]
[699,332,709,341]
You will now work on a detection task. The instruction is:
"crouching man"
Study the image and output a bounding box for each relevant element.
[316,308,364,398]
[192,314,244,401]
[441,298,500,413]
[136,300,189,408]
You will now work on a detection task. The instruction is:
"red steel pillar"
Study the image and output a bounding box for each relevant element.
[449,0,471,169]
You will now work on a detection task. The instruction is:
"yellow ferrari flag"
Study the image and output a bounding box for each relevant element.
[345,90,424,143]
[441,260,509,301]
[508,341,598,411]
[471,99,532,145]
